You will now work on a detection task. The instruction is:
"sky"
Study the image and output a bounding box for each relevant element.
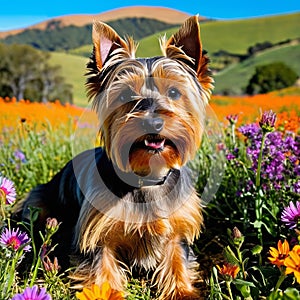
[0,0,299,31]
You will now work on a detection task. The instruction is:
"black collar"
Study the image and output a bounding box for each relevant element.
[116,168,175,188]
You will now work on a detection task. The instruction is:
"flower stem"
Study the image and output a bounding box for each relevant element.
[274,271,286,291]
[5,251,21,295]
[256,132,267,188]
[226,280,234,300]
[231,123,236,147]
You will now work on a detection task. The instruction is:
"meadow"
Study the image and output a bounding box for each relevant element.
[0,89,299,299]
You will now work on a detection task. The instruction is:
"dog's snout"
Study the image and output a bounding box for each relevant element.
[142,117,164,133]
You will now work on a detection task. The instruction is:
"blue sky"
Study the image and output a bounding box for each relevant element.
[0,0,299,31]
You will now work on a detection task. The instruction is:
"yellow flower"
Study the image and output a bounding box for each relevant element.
[284,245,300,284]
[268,240,290,268]
[76,282,124,300]
[217,263,240,280]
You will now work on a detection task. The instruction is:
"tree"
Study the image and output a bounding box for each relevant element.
[246,62,298,95]
[0,43,73,103]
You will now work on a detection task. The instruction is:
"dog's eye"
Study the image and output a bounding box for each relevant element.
[167,87,181,100]
[119,88,136,103]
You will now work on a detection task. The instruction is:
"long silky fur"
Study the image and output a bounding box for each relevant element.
[15,16,213,300]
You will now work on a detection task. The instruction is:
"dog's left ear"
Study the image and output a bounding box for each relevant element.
[164,16,213,91]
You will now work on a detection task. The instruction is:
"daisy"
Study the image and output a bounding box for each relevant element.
[76,282,124,300]
[0,176,17,205]
[268,239,290,268]
[281,201,300,229]
[216,262,240,280]
[0,227,31,252]
[284,245,300,284]
[11,285,51,300]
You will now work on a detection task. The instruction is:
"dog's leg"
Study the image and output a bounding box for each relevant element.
[75,245,127,293]
[96,245,127,291]
[153,235,200,300]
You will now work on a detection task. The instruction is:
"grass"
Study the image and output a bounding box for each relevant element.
[48,52,89,106]
[213,43,300,94]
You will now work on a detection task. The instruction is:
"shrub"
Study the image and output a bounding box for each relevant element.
[246,62,298,95]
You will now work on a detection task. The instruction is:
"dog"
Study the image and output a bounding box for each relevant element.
[15,15,213,299]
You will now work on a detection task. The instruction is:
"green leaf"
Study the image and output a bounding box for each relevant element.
[223,246,240,266]
[233,278,256,287]
[252,245,263,255]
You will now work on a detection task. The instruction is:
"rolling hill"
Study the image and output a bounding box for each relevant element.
[1,7,300,104]
[1,18,180,51]
[136,12,300,57]
[49,52,88,106]
[0,6,192,38]
[213,43,300,94]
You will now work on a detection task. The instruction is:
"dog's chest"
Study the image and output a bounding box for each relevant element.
[118,223,170,270]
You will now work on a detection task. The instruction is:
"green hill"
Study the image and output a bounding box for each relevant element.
[1,18,179,52]
[136,13,300,57]
[47,12,300,104]
[213,43,300,95]
[48,52,88,106]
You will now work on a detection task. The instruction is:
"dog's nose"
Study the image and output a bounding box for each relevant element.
[142,117,164,133]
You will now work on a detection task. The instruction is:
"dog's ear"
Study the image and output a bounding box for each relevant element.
[92,21,134,70]
[164,16,213,91]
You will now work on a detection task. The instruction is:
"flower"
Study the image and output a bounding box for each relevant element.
[216,263,240,280]
[45,217,60,233]
[0,176,16,205]
[76,282,124,300]
[226,114,239,125]
[42,256,60,275]
[281,201,300,229]
[0,227,31,252]
[14,150,26,162]
[268,240,290,268]
[284,245,300,284]
[11,285,51,300]
[259,110,277,133]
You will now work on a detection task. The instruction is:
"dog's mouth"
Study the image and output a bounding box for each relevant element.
[132,134,173,152]
[144,136,165,151]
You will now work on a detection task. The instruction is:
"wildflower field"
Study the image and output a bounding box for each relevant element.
[0,91,299,299]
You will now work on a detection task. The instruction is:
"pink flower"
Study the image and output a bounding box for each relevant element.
[12,285,51,300]
[0,176,17,205]
[0,227,31,252]
[281,201,300,229]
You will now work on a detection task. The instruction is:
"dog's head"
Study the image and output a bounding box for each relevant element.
[86,16,213,179]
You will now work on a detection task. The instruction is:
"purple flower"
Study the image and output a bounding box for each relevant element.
[0,176,16,205]
[226,152,236,160]
[259,110,277,133]
[0,227,31,252]
[14,150,26,163]
[12,285,52,300]
[281,201,300,229]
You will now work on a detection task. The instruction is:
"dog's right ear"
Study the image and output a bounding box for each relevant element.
[92,22,135,71]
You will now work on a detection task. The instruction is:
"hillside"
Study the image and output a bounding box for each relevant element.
[1,18,179,51]
[0,6,192,38]
[213,43,300,95]
[136,12,300,57]
[48,52,88,106]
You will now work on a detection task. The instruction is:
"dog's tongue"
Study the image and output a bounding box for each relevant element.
[145,139,165,150]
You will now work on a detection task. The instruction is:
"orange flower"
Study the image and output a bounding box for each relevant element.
[217,262,240,279]
[284,245,300,284]
[268,240,290,268]
[76,282,124,300]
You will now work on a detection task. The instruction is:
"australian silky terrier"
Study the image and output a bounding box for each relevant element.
[16,15,213,299]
